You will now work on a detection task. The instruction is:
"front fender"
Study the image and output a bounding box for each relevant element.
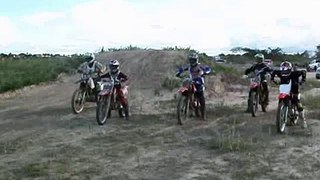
[278,93,290,100]
[99,89,111,96]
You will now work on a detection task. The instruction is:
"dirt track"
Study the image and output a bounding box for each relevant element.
[0,51,320,179]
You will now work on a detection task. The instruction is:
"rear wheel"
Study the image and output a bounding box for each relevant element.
[177,94,189,125]
[71,89,86,114]
[276,100,288,133]
[96,96,111,125]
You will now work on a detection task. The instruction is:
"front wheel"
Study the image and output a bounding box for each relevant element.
[276,100,288,133]
[177,93,189,125]
[71,89,86,114]
[96,96,111,125]
[249,91,258,117]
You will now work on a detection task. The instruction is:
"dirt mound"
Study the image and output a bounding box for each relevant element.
[97,50,187,89]
[96,50,233,114]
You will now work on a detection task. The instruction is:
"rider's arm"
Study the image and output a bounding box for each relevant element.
[100,72,110,79]
[265,65,273,74]
[119,72,128,82]
[175,65,188,77]
[200,65,212,75]
[95,61,106,75]
[244,65,254,75]
[77,62,86,73]
[270,70,280,82]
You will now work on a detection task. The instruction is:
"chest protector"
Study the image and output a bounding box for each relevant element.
[188,64,204,79]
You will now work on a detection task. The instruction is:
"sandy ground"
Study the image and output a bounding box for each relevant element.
[0,66,319,179]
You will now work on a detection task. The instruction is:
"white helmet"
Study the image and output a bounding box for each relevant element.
[109,59,120,74]
[280,61,292,76]
[84,53,95,64]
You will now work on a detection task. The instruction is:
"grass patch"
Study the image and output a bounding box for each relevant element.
[307,111,320,119]
[0,57,83,93]
[304,79,320,90]
[304,94,320,110]
[0,136,33,154]
[208,133,252,152]
[208,104,242,117]
[161,76,181,90]
[16,160,70,178]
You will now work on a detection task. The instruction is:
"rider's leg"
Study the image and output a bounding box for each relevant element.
[246,93,250,113]
[292,86,307,128]
[194,82,206,120]
[262,80,269,105]
[116,87,129,119]
[296,94,307,128]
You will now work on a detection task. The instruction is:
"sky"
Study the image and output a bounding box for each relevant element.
[0,0,320,55]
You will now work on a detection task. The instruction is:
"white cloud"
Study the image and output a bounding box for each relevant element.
[22,11,66,26]
[0,16,17,46]
[2,0,320,54]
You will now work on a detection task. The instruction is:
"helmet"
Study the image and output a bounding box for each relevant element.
[84,53,95,64]
[280,61,292,76]
[188,52,199,67]
[109,59,120,74]
[254,53,264,63]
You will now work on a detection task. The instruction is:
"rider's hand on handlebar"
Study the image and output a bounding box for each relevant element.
[242,75,248,79]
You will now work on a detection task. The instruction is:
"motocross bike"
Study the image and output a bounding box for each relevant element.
[176,77,205,125]
[71,67,97,114]
[275,80,299,134]
[96,77,129,125]
[247,68,268,117]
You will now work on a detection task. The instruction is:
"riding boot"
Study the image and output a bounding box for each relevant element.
[123,104,129,120]
[200,95,206,120]
[299,110,307,128]
[265,92,269,105]
[245,98,250,113]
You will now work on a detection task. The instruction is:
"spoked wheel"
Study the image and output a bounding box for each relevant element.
[71,89,86,114]
[276,100,288,133]
[177,94,189,125]
[249,91,259,117]
[96,96,111,125]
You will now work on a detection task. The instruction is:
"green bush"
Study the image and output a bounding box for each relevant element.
[0,57,83,93]
[161,76,181,90]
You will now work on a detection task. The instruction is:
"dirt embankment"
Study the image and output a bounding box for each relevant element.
[0,50,320,179]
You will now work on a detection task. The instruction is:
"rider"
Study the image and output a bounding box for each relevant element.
[100,59,129,119]
[77,53,106,98]
[175,52,212,120]
[271,61,307,128]
[244,53,273,112]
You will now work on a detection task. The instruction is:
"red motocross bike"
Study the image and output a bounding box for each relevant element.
[275,80,299,134]
[247,68,268,117]
[96,77,129,125]
[176,77,205,125]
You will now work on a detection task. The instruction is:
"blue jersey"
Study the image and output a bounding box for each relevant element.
[176,63,212,92]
